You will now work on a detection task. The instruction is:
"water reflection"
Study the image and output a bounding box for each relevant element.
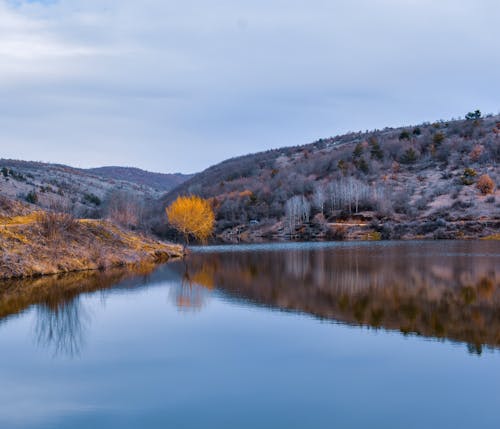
[0,264,159,357]
[0,242,499,357]
[169,261,216,311]
[177,241,500,353]
[33,297,89,357]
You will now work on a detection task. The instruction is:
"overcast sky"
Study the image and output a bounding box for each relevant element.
[0,0,499,173]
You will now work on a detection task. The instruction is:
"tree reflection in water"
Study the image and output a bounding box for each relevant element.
[0,265,160,358]
[178,242,500,353]
[33,296,89,358]
[169,261,215,311]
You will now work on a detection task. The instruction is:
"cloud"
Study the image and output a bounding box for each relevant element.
[0,0,499,173]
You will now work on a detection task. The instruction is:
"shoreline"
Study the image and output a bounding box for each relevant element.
[0,213,184,281]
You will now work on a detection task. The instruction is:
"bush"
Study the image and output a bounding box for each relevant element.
[83,193,102,206]
[469,144,484,162]
[433,132,445,146]
[25,190,38,204]
[352,143,363,158]
[370,140,384,160]
[465,110,481,121]
[476,174,495,195]
[37,211,79,240]
[461,168,477,185]
[356,158,369,173]
[400,148,418,164]
[399,130,410,141]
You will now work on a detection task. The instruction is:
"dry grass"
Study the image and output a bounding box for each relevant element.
[482,233,500,240]
[0,210,183,280]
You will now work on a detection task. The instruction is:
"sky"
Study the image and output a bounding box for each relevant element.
[0,0,499,174]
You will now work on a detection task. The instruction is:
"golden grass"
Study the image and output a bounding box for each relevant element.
[0,212,183,280]
[482,233,500,240]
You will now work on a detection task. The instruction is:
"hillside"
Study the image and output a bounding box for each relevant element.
[160,112,500,241]
[0,159,155,217]
[0,196,182,279]
[0,160,190,228]
[85,166,192,192]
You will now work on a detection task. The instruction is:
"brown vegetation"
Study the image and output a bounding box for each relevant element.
[0,208,182,280]
[477,174,495,195]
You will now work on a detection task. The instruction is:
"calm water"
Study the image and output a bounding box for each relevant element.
[0,241,499,428]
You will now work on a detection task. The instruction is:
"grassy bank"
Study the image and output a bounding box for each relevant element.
[0,211,183,280]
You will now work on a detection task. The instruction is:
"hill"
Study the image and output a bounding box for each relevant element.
[0,160,189,226]
[85,166,192,192]
[160,111,500,241]
[0,196,182,279]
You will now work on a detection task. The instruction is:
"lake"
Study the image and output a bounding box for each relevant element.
[0,241,499,428]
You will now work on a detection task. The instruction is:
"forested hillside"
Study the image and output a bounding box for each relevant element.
[161,111,500,241]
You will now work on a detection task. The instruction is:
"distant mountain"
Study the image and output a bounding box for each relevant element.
[86,166,192,192]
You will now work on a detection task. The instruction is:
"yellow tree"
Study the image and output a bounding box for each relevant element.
[166,195,215,249]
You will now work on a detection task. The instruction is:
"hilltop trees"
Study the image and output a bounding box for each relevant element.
[465,110,482,121]
[166,195,215,249]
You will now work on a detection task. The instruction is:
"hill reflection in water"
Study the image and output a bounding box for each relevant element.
[177,241,500,353]
[0,241,498,357]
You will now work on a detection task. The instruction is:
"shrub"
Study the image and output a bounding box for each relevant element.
[412,127,421,136]
[461,168,477,185]
[25,190,38,204]
[469,144,484,162]
[37,211,79,240]
[433,132,445,146]
[356,158,369,173]
[476,174,495,195]
[83,193,102,206]
[352,143,363,158]
[465,110,481,121]
[399,130,410,141]
[370,140,384,160]
[400,148,418,164]
[337,159,347,174]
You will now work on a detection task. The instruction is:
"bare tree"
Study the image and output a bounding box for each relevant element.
[312,183,327,215]
[103,189,144,228]
[327,177,370,214]
[285,195,311,234]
